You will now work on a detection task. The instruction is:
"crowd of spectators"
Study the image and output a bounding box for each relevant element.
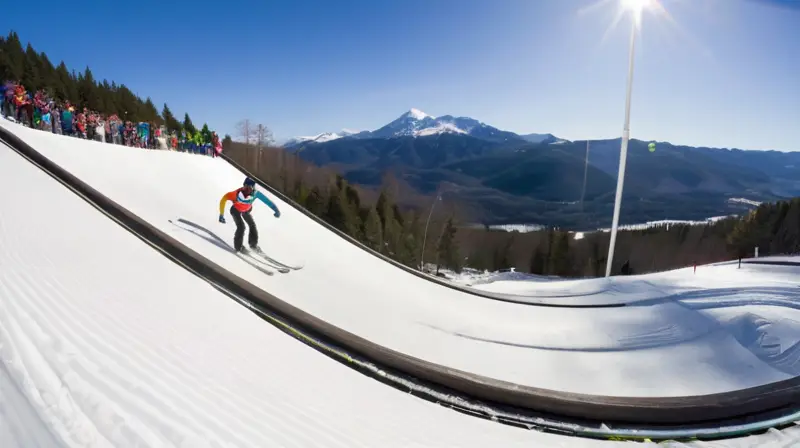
[1,81,222,157]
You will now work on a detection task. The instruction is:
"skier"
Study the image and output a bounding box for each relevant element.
[218,177,281,253]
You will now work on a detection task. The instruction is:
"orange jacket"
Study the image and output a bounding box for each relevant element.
[219,187,279,216]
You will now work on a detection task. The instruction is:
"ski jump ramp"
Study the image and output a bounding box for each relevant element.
[2,118,800,446]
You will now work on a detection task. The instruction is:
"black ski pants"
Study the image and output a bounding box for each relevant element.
[230,205,258,250]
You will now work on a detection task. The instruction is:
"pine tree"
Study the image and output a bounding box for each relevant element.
[468,246,492,272]
[0,37,12,82]
[4,31,25,81]
[293,180,309,205]
[38,52,57,95]
[727,208,766,257]
[437,217,461,273]
[77,66,97,110]
[774,199,800,254]
[143,97,162,125]
[23,43,42,91]
[493,236,514,271]
[325,185,360,237]
[116,84,140,121]
[529,246,546,274]
[550,230,571,276]
[183,113,197,135]
[162,103,181,134]
[305,186,327,217]
[344,184,361,211]
[400,210,423,268]
[376,190,390,229]
[201,123,213,144]
[54,62,74,102]
[363,206,383,251]
[375,189,404,256]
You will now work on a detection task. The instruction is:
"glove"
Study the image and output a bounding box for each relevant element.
[274,210,281,218]
[219,214,226,223]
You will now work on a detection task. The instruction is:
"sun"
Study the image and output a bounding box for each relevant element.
[620,0,653,23]
[578,0,666,39]
[621,0,653,13]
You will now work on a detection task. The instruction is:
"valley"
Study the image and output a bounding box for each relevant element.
[279,109,800,229]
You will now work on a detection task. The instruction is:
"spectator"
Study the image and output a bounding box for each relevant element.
[0,82,6,118]
[1,80,222,158]
[51,101,62,134]
[61,104,74,136]
[3,82,16,118]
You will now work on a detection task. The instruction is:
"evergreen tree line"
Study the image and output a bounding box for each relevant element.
[727,198,800,257]
[0,30,208,138]
[225,139,800,277]
[223,141,462,272]
[459,198,800,277]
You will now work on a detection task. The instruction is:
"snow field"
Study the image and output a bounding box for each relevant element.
[4,118,800,399]
[1,140,589,448]
[4,119,800,446]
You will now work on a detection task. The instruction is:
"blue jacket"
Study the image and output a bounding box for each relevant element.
[61,110,73,129]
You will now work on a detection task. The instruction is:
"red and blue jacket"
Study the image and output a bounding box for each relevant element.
[219,187,279,215]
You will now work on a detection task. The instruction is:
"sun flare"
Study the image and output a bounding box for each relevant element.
[621,0,652,11]
[621,0,653,22]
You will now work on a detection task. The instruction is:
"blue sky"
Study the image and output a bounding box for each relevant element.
[5,0,798,150]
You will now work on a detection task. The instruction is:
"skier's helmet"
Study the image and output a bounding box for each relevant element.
[243,177,256,188]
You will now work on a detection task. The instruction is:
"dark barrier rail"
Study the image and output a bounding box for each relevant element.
[219,147,800,424]
[3,125,799,426]
[745,260,800,267]
[218,151,625,309]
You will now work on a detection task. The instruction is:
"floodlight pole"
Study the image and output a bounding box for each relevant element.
[420,194,442,271]
[605,18,638,277]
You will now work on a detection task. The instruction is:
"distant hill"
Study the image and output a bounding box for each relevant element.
[280,109,800,228]
[283,108,543,148]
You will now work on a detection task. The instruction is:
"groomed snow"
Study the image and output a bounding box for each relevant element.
[4,119,800,401]
[2,141,610,448]
[4,123,800,447]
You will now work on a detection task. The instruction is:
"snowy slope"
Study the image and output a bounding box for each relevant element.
[283,129,357,146]
[415,121,468,136]
[5,119,800,402]
[1,142,592,448]
[407,107,431,120]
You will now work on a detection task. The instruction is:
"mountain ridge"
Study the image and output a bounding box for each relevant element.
[278,109,799,228]
[283,108,568,148]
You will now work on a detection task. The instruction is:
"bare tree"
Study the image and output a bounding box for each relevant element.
[235,119,254,145]
[254,123,274,148]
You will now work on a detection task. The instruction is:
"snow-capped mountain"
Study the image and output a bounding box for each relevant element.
[520,133,566,145]
[369,109,444,138]
[282,109,566,147]
[283,129,359,147]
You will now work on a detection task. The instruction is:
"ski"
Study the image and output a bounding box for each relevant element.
[171,218,301,273]
[241,249,290,273]
[168,219,277,275]
[249,248,304,271]
[237,253,275,276]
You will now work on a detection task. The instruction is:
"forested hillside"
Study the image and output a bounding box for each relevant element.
[224,140,800,277]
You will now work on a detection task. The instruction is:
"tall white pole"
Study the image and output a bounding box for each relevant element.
[605,18,638,278]
[580,140,590,211]
[420,194,441,271]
